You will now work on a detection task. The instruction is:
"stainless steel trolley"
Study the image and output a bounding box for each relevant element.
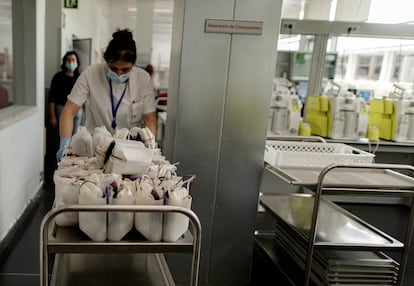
[257,163,414,286]
[40,205,202,286]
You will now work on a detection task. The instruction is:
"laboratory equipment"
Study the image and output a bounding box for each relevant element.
[369,84,414,142]
[269,78,302,135]
[325,83,368,139]
[305,83,368,139]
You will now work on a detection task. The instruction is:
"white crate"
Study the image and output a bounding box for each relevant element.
[264,140,375,168]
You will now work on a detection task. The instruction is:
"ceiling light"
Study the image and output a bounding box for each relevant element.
[128,7,137,12]
[154,8,172,15]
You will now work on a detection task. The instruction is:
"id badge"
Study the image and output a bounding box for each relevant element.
[131,101,143,122]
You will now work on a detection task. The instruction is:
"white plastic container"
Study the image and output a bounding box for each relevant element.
[163,194,192,242]
[104,139,153,175]
[78,181,107,241]
[53,168,89,226]
[264,140,374,168]
[135,198,164,242]
[107,193,134,241]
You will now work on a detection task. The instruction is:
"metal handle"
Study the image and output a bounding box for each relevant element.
[266,134,326,143]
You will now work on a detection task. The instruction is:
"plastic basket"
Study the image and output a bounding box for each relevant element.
[264,140,374,168]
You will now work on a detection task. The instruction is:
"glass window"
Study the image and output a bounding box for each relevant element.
[277,0,414,98]
[276,34,336,98]
[0,0,37,119]
[0,0,12,109]
[333,37,414,97]
[277,29,414,99]
[281,0,414,24]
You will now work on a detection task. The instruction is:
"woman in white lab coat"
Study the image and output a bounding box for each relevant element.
[57,29,157,161]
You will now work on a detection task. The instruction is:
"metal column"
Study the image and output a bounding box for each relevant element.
[164,0,282,284]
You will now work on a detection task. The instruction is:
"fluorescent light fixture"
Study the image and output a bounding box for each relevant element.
[128,8,172,14]
[329,0,337,21]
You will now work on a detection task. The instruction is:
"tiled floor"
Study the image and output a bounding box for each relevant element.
[2,182,414,286]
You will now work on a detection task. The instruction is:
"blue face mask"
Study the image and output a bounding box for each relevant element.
[106,69,130,84]
[65,62,78,72]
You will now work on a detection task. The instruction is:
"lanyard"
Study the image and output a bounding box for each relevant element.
[109,80,128,129]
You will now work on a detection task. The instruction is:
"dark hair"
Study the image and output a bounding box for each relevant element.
[144,64,154,77]
[61,51,80,75]
[103,29,137,64]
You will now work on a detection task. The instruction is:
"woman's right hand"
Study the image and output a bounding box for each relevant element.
[56,137,70,162]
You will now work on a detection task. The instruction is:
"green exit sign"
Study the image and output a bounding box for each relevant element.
[64,0,78,8]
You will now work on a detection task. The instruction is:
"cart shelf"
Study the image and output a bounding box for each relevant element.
[48,222,194,254]
[260,193,403,249]
[265,164,414,191]
[40,204,202,286]
[49,253,176,286]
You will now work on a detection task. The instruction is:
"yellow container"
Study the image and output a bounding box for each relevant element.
[299,121,311,136]
[367,125,379,141]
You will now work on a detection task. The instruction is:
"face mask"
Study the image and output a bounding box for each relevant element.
[106,69,130,84]
[65,62,78,72]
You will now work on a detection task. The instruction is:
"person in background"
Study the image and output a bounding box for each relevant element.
[0,83,8,109]
[144,63,158,100]
[48,51,83,133]
[144,64,154,78]
[57,29,157,161]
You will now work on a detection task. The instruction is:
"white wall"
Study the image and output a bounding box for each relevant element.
[0,110,44,242]
[44,0,62,88]
[45,0,108,88]
[61,1,103,64]
[57,1,173,88]
[0,0,45,243]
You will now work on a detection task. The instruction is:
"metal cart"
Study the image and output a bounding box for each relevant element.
[257,163,414,286]
[40,205,202,286]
